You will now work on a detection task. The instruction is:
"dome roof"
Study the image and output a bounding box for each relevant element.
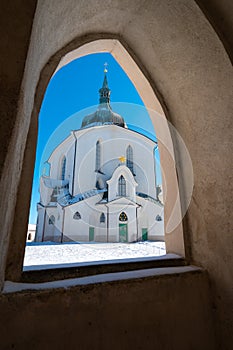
[81,105,125,128]
[81,72,125,129]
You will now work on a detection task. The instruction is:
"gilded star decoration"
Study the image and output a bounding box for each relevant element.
[119,156,126,163]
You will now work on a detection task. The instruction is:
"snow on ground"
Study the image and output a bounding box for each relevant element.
[23,241,166,268]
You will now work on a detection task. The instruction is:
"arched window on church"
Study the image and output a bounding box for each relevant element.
[95,140,101,171]
[96,180,101,190]
[119,212,128,222]
[118,175,126,196]
[73,211,81,220]
[126,145,134,174]
[100,213,105,223]
[49,215,55,225]
[60,156,66,180]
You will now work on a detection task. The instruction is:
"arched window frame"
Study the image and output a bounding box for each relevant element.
[48,215,55,225]
[73,211,81,220]
[60,156,66,180]
[119,212,128,222]
[100,213,105,223]
[5,39,188,284]
[118,175,126,196]
[95,140,101,172]
[126,145,134,174]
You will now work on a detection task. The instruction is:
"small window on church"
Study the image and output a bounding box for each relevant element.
[100,213,105,223]
[119,212,128,222]
[49,215,55,225]
[60,156,66,180]
[73,211,81,220]
[156,215,162,221]
[50,187,58,202]
[96,140,101,171]
[126,145,134,174]
[118,175,126,196]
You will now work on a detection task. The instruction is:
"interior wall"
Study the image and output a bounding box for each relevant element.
[195,0,233,63]
[0,0,37,177]
[0,1,232,349]
[0,270,215,350]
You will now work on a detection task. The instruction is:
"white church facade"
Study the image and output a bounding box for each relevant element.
[35,73,164,243]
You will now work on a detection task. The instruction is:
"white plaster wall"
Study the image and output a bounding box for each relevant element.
[49,134,74,179]
[63,194,103,241]
[136,197,164,240]
[43,207,61,242]
[35,206,45,242]
[40,177,53,205]
[56,205,63,235]
[72,125,156,196]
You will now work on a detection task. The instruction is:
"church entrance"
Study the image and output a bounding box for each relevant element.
[119,223,128,242]
[142,228,148,241]
[89,227,95,241]
[119,212,128,242]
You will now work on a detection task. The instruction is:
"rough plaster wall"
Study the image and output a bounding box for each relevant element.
[0,271,215,350]
[0,0,37,176]
[0,0,232,349]
[0,0,37,288]
[195,0,233,63]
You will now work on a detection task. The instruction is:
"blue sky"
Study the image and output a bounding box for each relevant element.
[29,53,161,224]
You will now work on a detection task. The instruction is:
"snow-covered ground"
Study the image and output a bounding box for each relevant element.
[23,241,166,269]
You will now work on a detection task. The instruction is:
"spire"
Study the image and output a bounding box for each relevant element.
[80,64,125,129]
[99,63,111,104]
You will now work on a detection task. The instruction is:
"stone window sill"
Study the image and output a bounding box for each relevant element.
[3,265,201,294]
[2,254,190,293]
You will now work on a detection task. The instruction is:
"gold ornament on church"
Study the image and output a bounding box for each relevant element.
[119,156,126,163]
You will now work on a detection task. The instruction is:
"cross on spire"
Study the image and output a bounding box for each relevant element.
[104,62,108,73]
[99,63,110,104]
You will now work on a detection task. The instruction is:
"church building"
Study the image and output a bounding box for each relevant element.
[35,72,164,243]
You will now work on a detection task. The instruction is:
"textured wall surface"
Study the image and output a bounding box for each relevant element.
[0,270,215,350]
[0,0,37,176]
[0,1,232,349]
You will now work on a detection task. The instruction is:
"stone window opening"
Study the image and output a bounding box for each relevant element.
[118,175,126,197]
[48,215,55,225]
[60,156,66,180]
[156,214,162,221]
[100,213,105,223]
[126,145,134,175]
[4,40,187,284]
[119,212,128,222]
[95,140,101,172]
[73,212,81,220]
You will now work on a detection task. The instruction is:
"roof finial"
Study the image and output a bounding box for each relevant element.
[99,63,110,104]
[104,62,108,73]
